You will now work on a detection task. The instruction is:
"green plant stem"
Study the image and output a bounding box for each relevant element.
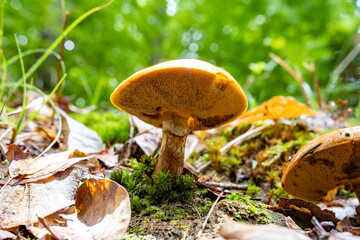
[12,0,113,91]
[13,34,27,142]
[18,74,67,132]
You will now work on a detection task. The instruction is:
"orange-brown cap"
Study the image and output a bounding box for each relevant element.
[111,59,247,131]
[281,126,360,202]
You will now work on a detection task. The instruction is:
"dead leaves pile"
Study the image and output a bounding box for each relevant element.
[0,93,131,239]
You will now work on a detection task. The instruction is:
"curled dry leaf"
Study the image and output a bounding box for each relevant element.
[0,166,88,229]
[4,144,32,161]
[230,96,316,126]
[8,150,89,182]
[45,179,131,240]
[61,110,103,154]
[0,230,16,240]
[219,221,311,240]
[276,197,339,229]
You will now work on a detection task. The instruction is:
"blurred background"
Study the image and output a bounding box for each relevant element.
[3,0,360,111]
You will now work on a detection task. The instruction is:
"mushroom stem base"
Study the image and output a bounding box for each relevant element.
[155,130,187,178]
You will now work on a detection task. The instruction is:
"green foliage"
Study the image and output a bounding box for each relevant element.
[246,184,260,197]
[226,192,273,224]
[272,181,291,200]
[3,0,359,109]
[110,155,197,215]
[71,111,130,144]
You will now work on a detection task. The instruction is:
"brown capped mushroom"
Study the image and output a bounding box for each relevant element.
[111,59,247,177]
[282,126,360,202]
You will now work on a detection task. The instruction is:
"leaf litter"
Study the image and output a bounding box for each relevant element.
[0,90,359,240]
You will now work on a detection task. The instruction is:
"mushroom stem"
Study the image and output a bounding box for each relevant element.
[155,129,187,178]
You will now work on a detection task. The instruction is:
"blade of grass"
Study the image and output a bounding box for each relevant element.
[11,0,113,92]
[0,81,63,194]
[13,34,27,142]
[269,53,311,107]
[0,88,11,116]
[56,10,70,99]
[22,0,113,81]
[0,0,4,65]
[0,54,7,100]
[0,0,5,99]
[18,74,67,132]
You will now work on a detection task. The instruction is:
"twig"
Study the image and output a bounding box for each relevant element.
[56,9,69,99]
[328,42,360,88]
[220,124,272,155]
[197,160,211,172]
[197,191,223,238]
[202,181,248,190]
[270,53,310,107]
[311,216,329,237]
[304,62,324,110]
[266,190,274,205]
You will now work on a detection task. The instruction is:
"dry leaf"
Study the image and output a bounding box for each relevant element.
[8,151,89,182]
[0,166,88,229]
[219,221,311,240]
[329,232,360,240]
[0,230,16,240]
[45,179,131,240]
[230,96,317,126]
[276,197,339,229]
[5,144,32,161]
[87,149,118,168]
[61,110,103,154]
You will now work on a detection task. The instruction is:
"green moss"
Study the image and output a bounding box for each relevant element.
[110,155,197,215]
[246,184,260,197]
[226,192,273,224]
[272,182,291,200]
[71,111,130,144]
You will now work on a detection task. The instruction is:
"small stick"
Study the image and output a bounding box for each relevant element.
[55,3,70,99]
[304,62,324,110]
[266,190,274,205]
[202,181,248,190]
[311,216,328,236]
[197,191,223,238]
[220,124,271,155]
[270,53,310,107]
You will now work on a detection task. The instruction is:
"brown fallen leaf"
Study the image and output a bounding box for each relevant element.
[219,221,311,240]
[0,166,88,229]
[276,197,339,229]
[5,144,32,161]
[230,96,317,126]
[37,179,131,240]
[8,150,89,182]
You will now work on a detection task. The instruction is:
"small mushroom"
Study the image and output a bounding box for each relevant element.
[282,126,360,202]
[111,59,247,177]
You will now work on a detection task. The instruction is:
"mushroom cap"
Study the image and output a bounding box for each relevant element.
[281,126,360,202]
[111,59,247,131]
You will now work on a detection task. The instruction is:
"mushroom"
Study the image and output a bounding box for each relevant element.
[111,59,247,177]
[281,126,360,202]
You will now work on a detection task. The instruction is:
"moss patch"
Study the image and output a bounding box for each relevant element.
[71,111,130,144]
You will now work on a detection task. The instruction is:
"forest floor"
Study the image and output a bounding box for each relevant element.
[0,94,359,240]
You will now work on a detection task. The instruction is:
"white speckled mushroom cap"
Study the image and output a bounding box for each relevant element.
[282,126,360,202]
[111,59,247,131]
